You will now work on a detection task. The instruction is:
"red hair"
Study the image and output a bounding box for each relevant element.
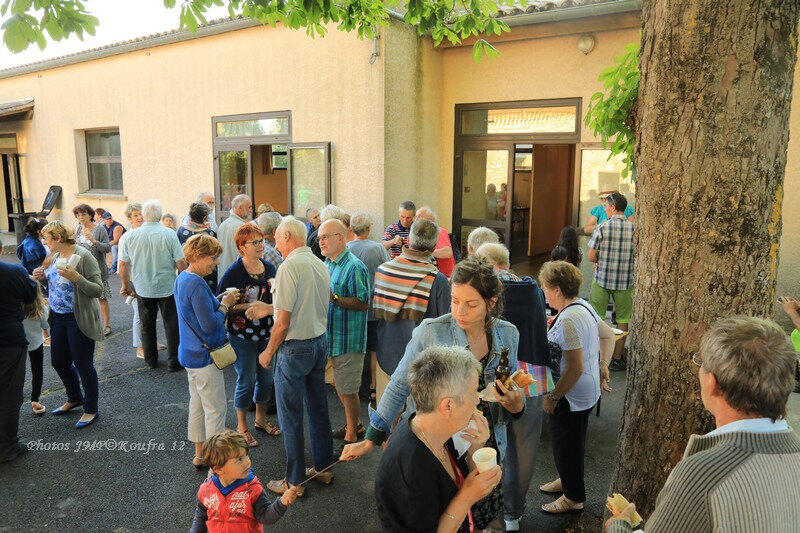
[235,224,265,250]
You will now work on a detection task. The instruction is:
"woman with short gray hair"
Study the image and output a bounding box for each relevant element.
[374,346,501,532]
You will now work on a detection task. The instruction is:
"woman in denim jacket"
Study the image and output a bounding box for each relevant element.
[342,256,524,530]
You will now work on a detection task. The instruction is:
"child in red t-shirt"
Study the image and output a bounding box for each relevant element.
[191,431,298,532]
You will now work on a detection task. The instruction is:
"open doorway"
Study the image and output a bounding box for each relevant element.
[252,144,289,213]
[509,143,574,277]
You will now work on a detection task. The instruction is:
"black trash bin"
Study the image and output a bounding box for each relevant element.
[8,185,62,246]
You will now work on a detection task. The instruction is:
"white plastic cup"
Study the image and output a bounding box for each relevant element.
[472,447,498,473]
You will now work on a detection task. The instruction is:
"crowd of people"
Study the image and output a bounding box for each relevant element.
[1,190,799,533]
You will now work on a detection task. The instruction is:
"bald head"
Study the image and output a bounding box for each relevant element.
[319,219,347,259]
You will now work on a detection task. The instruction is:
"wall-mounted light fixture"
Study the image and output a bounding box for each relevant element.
[577,34,595,55]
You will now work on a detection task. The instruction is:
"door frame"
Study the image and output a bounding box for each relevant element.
[213,143,252,221]
[452,141,515,255]
[453,99,583,262]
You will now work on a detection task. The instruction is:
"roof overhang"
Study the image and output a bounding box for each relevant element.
[0,98,34,121]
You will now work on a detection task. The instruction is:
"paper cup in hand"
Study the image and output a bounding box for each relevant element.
[472,447,497,473]
[126,295,135,305]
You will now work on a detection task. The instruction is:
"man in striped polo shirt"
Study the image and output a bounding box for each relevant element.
[588,191,634,370]
[382,200,416,259]
[319,219,371,446]
[606,316,800,532]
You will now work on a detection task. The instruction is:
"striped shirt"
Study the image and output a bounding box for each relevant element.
[587,214,634,291]
[608,429,800,533]
[383,220,411,259]
[326,249,370,357]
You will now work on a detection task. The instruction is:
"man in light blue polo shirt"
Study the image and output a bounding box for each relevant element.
[119,199,187,371]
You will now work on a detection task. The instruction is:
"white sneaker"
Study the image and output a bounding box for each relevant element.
[504,518,520,531]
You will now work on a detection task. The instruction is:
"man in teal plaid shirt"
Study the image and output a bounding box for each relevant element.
[318,219,370,445]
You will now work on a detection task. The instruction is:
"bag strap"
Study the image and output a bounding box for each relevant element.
[180,314,214,351]
[549,301,599,332]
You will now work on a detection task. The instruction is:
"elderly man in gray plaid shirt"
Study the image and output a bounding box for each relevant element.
[587,192,634,371]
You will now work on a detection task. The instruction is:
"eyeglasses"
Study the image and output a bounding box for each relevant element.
[690,352,703,367]
[244,239,265,247]
[318,233,342,242]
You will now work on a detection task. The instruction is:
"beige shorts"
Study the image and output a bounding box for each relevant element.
[330,352,365,395]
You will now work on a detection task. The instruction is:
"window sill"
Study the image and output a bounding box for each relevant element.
[75,191,127,200]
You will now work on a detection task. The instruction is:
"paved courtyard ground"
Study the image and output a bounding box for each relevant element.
[1,255,798,532]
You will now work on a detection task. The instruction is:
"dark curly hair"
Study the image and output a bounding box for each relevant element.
[450,255,504,332]
[188,202,211,225]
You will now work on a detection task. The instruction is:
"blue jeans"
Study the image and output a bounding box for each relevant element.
[274,334,333,485]
[50,312,99,414]
[230,335,273,411]
[503,395,544,520]
[109,244,118,273]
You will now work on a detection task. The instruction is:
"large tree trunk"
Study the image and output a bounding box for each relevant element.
[610,0,800,518]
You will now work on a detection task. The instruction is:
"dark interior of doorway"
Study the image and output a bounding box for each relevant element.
[251,144,290,214]
[509,143,574,278]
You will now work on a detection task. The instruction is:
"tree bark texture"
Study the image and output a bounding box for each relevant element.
[610,0,800,518]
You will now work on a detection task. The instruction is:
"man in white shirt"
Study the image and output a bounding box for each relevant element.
[217,194,252,275]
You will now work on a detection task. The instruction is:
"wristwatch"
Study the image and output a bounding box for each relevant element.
[332,294,340,304]
[547,393,560,402]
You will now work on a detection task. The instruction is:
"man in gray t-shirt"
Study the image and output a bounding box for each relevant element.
[346,211,390,401]
[249,216,334,496]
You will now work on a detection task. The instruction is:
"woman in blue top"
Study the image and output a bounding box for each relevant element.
[217,224,280,448]
[173,234,239,469]
[16,217,48,274]
[32,221,104,429]
[342,256,525,530]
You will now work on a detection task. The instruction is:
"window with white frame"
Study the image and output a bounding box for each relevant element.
[86,129,123,191]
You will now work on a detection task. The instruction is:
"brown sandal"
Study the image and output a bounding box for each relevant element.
[539,478,563,493]
[239,430,259,447]
[541,495,583,514]
[254,420,281,436]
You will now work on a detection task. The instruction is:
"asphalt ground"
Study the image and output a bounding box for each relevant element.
[1,255,797,533]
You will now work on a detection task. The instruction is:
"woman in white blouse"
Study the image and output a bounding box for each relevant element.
[537,260,615,514]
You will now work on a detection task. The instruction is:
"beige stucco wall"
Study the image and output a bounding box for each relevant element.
[382,21,443,229]
[0,22,385,229]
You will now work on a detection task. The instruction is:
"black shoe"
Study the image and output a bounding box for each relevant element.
[0,442,28,463]
[608,359,627,371]
[168,364,184,373]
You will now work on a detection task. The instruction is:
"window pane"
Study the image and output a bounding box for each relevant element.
[216,118,289,138]
[87,131,121,157]
[290,147,326,218]
[461,107,577,135]
[88,162,123,190]
[461,150,509,221]
[219,150,249,211]
[272,154,288,169]
[578,149,635,228]
[0,134,16,150]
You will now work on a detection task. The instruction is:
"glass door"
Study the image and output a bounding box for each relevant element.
[453,143,514,257]
[214,145,251,221]
[287,142,331,218]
